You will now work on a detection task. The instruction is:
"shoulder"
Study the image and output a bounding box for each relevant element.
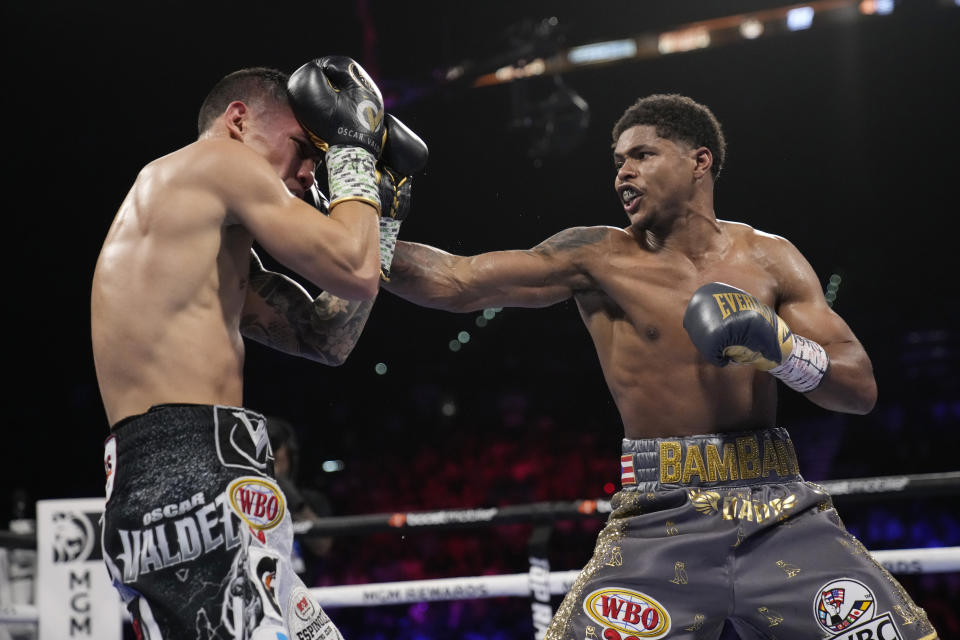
[721,220,821,302]
[720,220,802,260]
[176,138,266,178]
[139,139,257,188]
[161,139,285,219]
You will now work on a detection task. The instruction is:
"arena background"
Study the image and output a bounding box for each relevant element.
[7,0,959,637]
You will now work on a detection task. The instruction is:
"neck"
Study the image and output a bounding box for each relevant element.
[632,199,723,258]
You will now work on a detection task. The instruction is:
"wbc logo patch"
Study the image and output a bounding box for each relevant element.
[227,477,285,531]
[814,579,875,633]
[583,587,670,638]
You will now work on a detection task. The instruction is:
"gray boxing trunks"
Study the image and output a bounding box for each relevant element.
[545,427,937,640]
[101,404,343,640]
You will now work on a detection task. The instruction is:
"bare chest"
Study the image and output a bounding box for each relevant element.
[577,250,778,348]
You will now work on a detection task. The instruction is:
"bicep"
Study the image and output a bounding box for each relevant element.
[772,239,859,349]
[212,146,378,294]
[453,249,584,309]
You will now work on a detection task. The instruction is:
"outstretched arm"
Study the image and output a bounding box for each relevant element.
[240,251,375,366]
[383,226,608,312]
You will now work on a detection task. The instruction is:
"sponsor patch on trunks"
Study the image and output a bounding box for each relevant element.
[813,578,892,637]
[227,477,285,531]
[821,612,903,640]
[214,406,273,475]
[582,587,670,638]
[287,586,333,639]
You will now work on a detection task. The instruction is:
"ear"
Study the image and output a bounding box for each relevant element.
[223,100,250,140]
[692,146,713,180]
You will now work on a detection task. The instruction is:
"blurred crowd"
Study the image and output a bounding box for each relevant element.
[278,331,960,639]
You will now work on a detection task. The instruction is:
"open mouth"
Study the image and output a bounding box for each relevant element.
[618,186,642,212]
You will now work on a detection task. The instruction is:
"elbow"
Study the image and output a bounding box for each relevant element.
[335,252,381,300]
[853,380,878,415]
[336,278,378,301]
[839,378,877,415]
[325,353,349,367]
[353,268,380,300]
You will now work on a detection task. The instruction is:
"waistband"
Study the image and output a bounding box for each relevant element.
[619,427,802,491]
[108,403,267,460]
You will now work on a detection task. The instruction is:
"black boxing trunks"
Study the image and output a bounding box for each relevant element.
[101,404,343,640]
[545,427,937,640]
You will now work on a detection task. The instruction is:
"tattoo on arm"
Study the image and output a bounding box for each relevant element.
[532,227,610,256]
[242,269,375,365]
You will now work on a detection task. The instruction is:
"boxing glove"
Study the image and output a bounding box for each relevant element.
[287,56,385,157]
[288,56,385,211]
[683,282,829,392]
[377,114,428,279]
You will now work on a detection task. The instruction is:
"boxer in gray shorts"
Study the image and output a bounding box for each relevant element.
[548,428,933,639]
[380,94,939,637]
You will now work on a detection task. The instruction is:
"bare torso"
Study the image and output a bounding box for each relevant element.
[574,222,781,439]
[91,142,253,426]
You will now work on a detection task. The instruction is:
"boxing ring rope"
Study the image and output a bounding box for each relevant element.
[3,471,958,550]
[2,471,959,624]
[308,547,960,609]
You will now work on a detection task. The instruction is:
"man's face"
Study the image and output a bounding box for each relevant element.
[613,124,699,226]
[244,102,320,198]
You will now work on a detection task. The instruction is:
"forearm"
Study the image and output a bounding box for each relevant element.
[383,241,476,311]
[243,270,376,366]
[300,293,376,365]
[803,339,877,414]
[319,202,382,299]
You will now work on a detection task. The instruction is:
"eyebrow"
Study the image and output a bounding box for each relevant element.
[612,143,654,158]
[293,136,323,160]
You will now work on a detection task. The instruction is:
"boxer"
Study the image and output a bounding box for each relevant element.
[92,56,426,638]
[381,94,937,639]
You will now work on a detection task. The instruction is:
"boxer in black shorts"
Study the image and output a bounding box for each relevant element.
[92,57,426,638]
[103,404,334,638]
[381,94,938,638]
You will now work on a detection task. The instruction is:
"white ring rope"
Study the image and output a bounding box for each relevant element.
[2,547,955,622]
[307,546,960,608]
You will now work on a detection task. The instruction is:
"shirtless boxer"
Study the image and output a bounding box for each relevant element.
[91,57,425,639]
[382,94,937,639]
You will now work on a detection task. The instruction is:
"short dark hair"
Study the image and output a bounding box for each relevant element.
[197,67,290,136]
[612,94,726,180]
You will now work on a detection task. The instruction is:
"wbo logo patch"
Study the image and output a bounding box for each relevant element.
[814,578,875,634]
[582,587,670,638]
[227,477,285,531]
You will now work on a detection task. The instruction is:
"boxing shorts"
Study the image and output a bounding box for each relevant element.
[101,404,343,639]
[545,427,937,640]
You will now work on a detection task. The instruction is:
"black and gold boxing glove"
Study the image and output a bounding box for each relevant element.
[378,114,428,280]
[287,56,386,212]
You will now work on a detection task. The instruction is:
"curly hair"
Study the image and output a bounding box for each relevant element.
[196,67,290,136]
[612,94,726,180]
